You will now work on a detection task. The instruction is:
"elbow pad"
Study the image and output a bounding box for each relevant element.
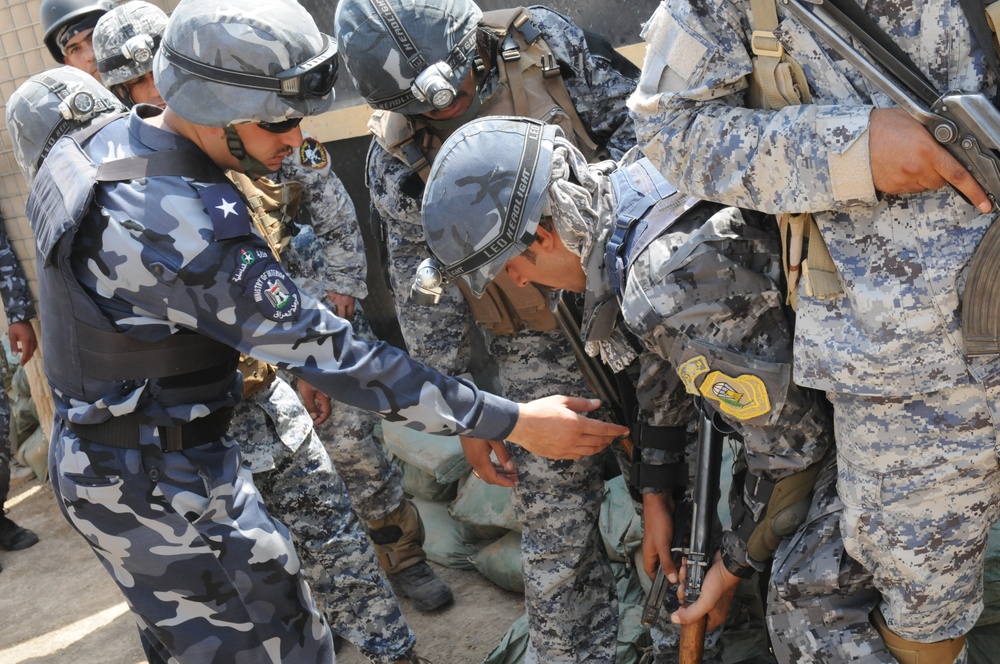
[729,461,821,565]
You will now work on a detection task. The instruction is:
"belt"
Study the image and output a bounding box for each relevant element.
[66,407,235,452]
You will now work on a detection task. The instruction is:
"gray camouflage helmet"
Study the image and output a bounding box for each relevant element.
[422,117,557,297]
[335,0,483,115]
[5,65,126,184]
[93,1,168,93]
[40,0,114,64]
[153,0,338,126]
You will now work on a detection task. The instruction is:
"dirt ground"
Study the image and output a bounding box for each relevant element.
[0,474,526,664]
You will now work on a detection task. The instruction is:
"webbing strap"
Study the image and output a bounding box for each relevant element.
[606,159,698,300]
[96,149,228,184]
[67,406,234,451]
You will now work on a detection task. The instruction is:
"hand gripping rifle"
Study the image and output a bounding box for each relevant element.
[678,405,725,664]
[639,403,724,664]
[549,291,633,458]
[781,0,1000,355]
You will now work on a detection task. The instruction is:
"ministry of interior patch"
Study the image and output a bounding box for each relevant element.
[230,245,301,322]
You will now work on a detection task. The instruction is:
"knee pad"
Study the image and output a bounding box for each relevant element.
[872,609,966,664]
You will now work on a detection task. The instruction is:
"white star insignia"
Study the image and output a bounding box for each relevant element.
[216,198,238,218]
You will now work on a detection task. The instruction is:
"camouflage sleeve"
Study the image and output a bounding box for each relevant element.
[627,0,877,212]
[530,6,639,160]
[625,205,832,480]
[0,217,36,324]
[366,139,478,379]
[75,191,517,442]
[635,349,695,494]
[277,132,368,299]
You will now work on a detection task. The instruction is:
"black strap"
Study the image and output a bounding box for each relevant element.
[77,323,234,382]
[96,149,228,184]
[67,407,234,451]
[822,0,939,105]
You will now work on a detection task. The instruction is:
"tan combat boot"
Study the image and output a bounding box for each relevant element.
[872,609,966,664]
[368,499,453,611]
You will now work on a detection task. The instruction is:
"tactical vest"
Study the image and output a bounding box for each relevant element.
[227,172,304,398]
[26,123,238,448]
[370,6,597,335]
[605,158,704,307]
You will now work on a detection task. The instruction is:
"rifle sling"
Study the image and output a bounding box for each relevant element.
[821,0,938,105]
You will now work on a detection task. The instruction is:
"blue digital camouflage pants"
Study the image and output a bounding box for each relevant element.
[48,419,334,663]
[768,449,892,664]
[833,381,1000,656]
[491,330,619,664]
[231,376,415,663]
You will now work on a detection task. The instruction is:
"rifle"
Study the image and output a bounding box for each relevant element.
[640,498,691,626]
[549,291,633,457]
[780,0,1000,355]
[677,406,725,664]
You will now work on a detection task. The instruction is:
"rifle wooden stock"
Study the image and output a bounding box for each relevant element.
[679,615,708,664]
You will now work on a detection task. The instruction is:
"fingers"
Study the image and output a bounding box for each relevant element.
[869,108,994,213]
[508,396,625,460]
[462,437,518,487]
[314,392,332,426]
[670,591,715,626]
[486,440,518,485]
[933,150,993,213]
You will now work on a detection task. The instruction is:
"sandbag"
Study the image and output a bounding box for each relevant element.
[450,471,520,535]
[600,475,643,564]
[398,458,458,502]
[381,421,471,484]
[411,497,489,570]
[473,529,524,594]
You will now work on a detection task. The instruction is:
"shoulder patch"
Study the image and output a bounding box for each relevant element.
[199,183,251,240]
[678,355,710,395]
[299,137,329,169]
[698,371,770,421]
[230,246,301,322]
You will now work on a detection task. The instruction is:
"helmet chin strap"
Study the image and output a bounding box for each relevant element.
[110,84,135,109]
[224,125,274,180]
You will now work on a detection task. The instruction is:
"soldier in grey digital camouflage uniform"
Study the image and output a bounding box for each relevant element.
[275,142,455,612]
[336,1,640,659]
[17,0,624,660]
[629,1,1000,662]
[418,117,891,664]
[91,6,427,658]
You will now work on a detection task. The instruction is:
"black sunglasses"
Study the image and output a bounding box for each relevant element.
[257,116,303,133]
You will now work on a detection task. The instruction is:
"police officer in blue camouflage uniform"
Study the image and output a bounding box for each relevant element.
[418,117,892,663]
[0,215,40,565]
[4,65,126,569]
[630,1,1000,662]
[21,0,625,659]
[91,6,428,657]
[336,1,640,659]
